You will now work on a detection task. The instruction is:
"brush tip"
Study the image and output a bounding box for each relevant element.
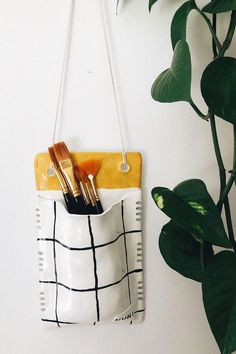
[48,146,58,166]
[74,165,81,180]
[80,159,101,177]
[77,165,89,182]
[53,141,71,161]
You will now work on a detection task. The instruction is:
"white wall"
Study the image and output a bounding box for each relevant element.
[0,0,234,353]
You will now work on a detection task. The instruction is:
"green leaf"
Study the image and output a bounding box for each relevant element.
[203,251,236,354]
[203,0,236,14]
[149,0,158,12]
[152,179,230,248]
[160,221,214,282]
[201,57,236,124]
[151,40,192,103]
[171,0,196,49]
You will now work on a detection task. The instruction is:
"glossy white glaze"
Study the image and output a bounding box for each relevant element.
[37,189,144,326]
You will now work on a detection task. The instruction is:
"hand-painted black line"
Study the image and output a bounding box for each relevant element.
[39,268,142,292]
[52,202,60,328]
[41,309,145,325]
[134,309,145,314]
[37,229,141,251]
[121,200,131,305]
[42,319,77,325]
[88,216,100,322]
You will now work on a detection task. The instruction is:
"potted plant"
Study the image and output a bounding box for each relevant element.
[146,0,236,353]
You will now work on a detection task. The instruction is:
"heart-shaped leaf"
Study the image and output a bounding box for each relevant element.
[152,179,230,248]
[171,0,196,49]
[203,0,236,13]
[151,40,192,103]
[149,0,158,12]
[201,57,236,124]
[159,221,214,282]
[202,251,236,354]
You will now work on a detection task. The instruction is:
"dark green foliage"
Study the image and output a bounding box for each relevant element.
[149,0,159,12]
[203,0,236,14]
[152,179,230,248]
[201,57,236,124]
[202,252,236,354]
[171,0,196,49]
[159,221,214,282]
[151,40,191,102]
[148,0,236,352]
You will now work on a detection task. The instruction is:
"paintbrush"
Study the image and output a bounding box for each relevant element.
[48,146,75,214]
[74,165,95,214]
[75,166,99,214]
[80,159,104,214]
[53,142,87,214]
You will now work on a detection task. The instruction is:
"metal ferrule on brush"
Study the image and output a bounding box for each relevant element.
[59,159,81,197]
[79,181,90,205]
[54,168,70,194]
[85,182,96,207]
[88,175,99,201]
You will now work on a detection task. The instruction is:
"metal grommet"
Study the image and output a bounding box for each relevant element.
[47,167,55,177]
[120,162,130,173]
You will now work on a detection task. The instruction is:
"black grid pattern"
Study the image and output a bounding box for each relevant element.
[37,199,144,326]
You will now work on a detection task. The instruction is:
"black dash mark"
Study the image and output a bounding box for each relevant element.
[53,202,60,328]
[88,216,100,322]
[134,309,145,314]
[121,201,131,305]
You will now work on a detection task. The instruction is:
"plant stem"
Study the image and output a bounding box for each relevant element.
[194,6,222,52]
[217,174,235,209]
[221,125,236,251]
[189,99,209,120]
[224,198,236,251]
[219,11,236,57]
[233,125,236,184]
[209,113,225,201]
[227,126,236,249]
[210,113,236,250]
[212,14,217,58]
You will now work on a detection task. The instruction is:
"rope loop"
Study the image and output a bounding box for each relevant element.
[51,0,128,168]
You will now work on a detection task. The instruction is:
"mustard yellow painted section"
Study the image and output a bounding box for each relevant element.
[34,152,142,190]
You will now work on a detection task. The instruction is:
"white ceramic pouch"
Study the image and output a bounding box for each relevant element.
[35,152,144,326]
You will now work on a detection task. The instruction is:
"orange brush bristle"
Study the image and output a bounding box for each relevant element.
[74,166,91,206]
[74,165,82,181]
[80,160,103,213]
[48,146,59,168]
[50,142,91,214]
[75,165,96,207]
[52,141,82,199]
[47,146,71,199]
[76,166,89,182]
[80,159,101,178]
[53,141,71,162]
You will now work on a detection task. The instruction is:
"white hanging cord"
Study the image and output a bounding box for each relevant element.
[52,0,75,144]
[99,0,128,169]
[51,0,128,170]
